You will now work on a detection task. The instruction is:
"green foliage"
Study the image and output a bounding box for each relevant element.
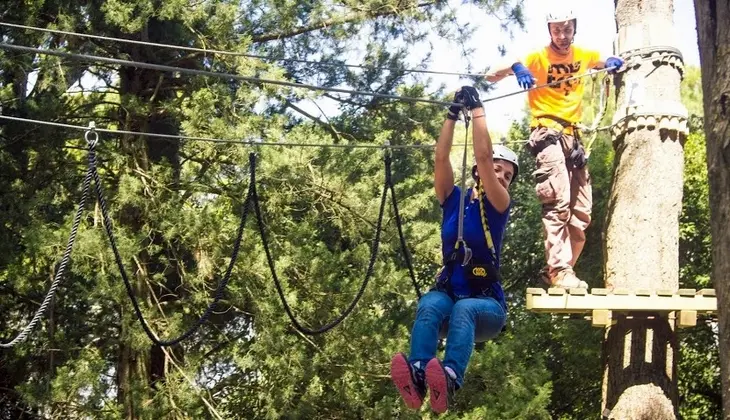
[0,2,719,419]
[674,66,721,419]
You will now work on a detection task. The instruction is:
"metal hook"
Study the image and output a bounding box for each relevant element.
[456,240,472,266]
[84,121,99,148]
[462,106,471,128]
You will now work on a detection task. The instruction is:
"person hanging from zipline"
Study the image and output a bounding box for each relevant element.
[485,7,624,289]
[390,86,519,414]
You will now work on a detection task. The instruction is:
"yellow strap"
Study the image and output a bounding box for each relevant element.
[476,182,496,259]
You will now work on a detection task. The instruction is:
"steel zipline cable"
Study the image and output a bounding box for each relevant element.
[0,21,489,78]
[0,43,615,109]
[0,114,443,149]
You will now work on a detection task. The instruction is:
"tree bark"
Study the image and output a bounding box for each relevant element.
[693,1,730,418]
[602,0,685,418]
[114,18,185,418]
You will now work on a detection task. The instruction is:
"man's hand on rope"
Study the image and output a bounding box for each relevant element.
[511,63,536,90]
[605,56,625,74]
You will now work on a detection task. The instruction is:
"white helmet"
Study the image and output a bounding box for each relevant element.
[545,7,576,24]
[493,144,519,183]
[471,144,520,184]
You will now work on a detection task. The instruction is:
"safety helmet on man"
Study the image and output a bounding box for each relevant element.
[545,7,577,33]
[546,9,576,23]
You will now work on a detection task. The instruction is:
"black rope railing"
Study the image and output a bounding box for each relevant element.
[0,159,91,348]
[385,152,422,298]
[255,153,391,335]
[91,129,255,347]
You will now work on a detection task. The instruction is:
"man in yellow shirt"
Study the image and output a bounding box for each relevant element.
[486,8,623,288]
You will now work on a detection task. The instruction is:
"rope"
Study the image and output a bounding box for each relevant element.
[0,43,461,108]
[383,147,421,298]
[0,115,443,149]
[476,179,496,259]
[0,43,613,108]
[90,131,255,347]
[453,112,473,265]
[583,74,611,156]
[0,22,489,78]
[0,164,91,348]
[255,151,389,335]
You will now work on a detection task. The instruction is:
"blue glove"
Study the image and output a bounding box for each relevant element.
[605,56,624,73]
[511,63,535,90]
[447,86,483,120]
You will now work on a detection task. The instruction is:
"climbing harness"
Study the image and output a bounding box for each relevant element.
[90,126,255,347]
[437,108,502,298]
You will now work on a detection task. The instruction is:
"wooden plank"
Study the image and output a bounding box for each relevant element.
[697,289,716,297]
[612,288,630,295]
[635,289,653,296]
[526,288,546,295]
[592,288,610,296]
[678,310,698,328]
[526,293,536,310]
[569,288,587,296]
[526,292,718,313]
[592,310,613,327]
[657,289,675,296]
[548,288,566,296]
[678,289,697,297]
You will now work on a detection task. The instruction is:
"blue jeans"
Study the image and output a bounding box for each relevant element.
[408,290,507,387]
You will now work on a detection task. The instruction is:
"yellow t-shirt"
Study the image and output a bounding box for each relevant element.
[523,45,601,129]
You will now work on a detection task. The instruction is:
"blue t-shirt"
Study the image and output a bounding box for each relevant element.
[440,186,510,307]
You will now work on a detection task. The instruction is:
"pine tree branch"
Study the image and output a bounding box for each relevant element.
[161,346,225,420]
[284,99,343,142]
[251,2,437,43]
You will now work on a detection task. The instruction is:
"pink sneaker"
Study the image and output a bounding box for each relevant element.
[425,358,457,414]
[390,353,426,410]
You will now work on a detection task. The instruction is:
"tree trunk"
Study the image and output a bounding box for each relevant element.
[114,18,185,417]
[602,0,686,418]
[693,1,730,418]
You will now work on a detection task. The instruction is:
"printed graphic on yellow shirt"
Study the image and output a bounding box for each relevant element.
[547,61,583,96]
[524,46,600,126]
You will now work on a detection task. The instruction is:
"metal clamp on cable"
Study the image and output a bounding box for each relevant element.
[84,121,99,148]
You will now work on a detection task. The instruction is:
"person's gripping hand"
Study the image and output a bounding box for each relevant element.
[511,63,535,90]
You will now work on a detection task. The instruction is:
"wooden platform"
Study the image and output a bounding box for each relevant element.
[526,288,717,328]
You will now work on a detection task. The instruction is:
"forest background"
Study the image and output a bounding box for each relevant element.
[0,0,719,418]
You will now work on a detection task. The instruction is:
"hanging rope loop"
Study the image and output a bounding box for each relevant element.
[90,131,255,347]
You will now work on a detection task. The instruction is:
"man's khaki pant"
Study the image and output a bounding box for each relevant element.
[529,127,592,279]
